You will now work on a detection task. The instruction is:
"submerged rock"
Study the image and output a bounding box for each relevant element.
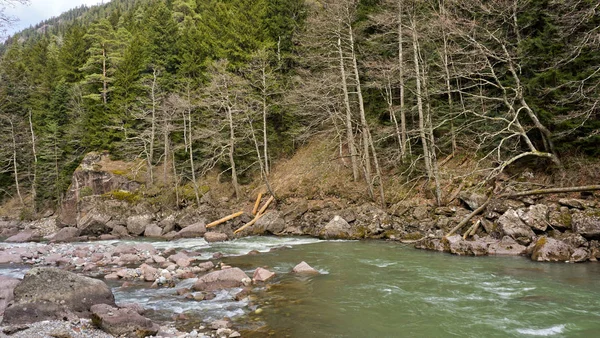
[253,268,275,283]
[3,267,115,325]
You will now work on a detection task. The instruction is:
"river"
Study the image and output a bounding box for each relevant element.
[2,237,600,337]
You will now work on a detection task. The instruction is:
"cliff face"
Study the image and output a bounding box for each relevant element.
[58,153,141,227]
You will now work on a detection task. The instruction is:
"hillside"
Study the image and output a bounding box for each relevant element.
[0,0,598,217]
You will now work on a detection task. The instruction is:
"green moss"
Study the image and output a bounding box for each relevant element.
[559,211,572,228]
[103,190,140,204]
[401,232,424,241]
[79,186,93,198]
[110,169,128,176]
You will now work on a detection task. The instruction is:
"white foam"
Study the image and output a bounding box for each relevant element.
[516,324,566,336]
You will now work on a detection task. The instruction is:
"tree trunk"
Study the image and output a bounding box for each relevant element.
[227,106,240,200]
[397,0,408,158]
[261,67,270,175]
[9,119,23,206]
[28,110,37,211]
[338,37,360,182]
[411,21,432,176]
[102,45,107,105]
[148,68,158,185]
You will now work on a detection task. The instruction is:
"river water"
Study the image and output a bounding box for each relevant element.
[2,238,600,337]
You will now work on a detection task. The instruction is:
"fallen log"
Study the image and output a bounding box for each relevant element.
[500,185,600,198]
[206,211,244,229]
[252,193,263,215]
[257,196,274,216]
[446,196,491,237]
[234,212,266,234]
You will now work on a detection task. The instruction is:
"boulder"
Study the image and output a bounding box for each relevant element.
[0,276,20,316]
[570,248,590,263]
[488,236,527,256]
[253,268,275,283]
[91,303,159,337]
[548,207,572,230]
[193,268,248,291]
[174,222,206,239]
[3,267,115,325]
[321,216,352,239]
[442,235,489,256]
[253,211,286,235]
[558,198,586,209]
[518,205,549,232]
[292,261,319,274]
[78,212,112,236]
[5,231,39,243]
[51,227,81,242]
[572,210,600,239]
[168,252,192,268]
[459,192,488,210]
[282,201,309,222]
[112,225,129,237]
[0,253,22,264]
[158,215,176,234]
[415,237,445,252]
[496,209,535,245]
[127,215,153,236]
[530,237,573,262]
[143,224,163,238]
[204,232,228,243]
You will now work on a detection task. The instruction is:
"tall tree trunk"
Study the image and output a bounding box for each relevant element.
[411,21,432,175]
[9,119,23,207]
[262,69,270,175]
[185,87,201,206]
[163,122,169,186]
[28,110,37,211]
[349,24,373,197]
[148,68,158,185]
[338,37,360,182]
[226,106,240,200]
[397,0,408,158]
[102,45,107,105]
[439,1,456,155]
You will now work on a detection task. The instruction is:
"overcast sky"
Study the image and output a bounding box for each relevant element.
[5,0,111,35]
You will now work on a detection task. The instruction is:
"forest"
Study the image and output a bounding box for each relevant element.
[0,0,598,215]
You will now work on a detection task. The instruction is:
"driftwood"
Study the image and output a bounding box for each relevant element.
[206,211,244,229]
[234,195,275,235]
[463,219,481,239]
[252,193,263,215]
[501,185,600,198]
[446,196,491,237]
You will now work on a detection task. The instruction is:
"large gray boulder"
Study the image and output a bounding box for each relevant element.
[253,211,286,235]
[51,227,81,242]
[78,211,112,236]
[572,210,600,239]
[204,232,228,243]
[2,267,115,325]
[127,215,153,236]
[442,235,489,256]
[321,216,352,239]
[530,237,573,262]
[0,276,20,317]
[174,221,206,239]
[5,231,40,243]
[488,236,527,256]
[459,192,488,210]
[193,268,249,291]
[497,209,535,245]
[518,205,549,231]
[91,304,159,337]
[143,224,163,238]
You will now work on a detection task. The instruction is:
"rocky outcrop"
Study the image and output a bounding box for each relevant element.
[77,211,112,236]
[3,267,115,325]
[572,210,600,239]
[321,216,352,239]
[193,268,249,291]
[496,209,535,245]
[91,304,159,337]
[518,204,549,232]
[127,215,153,236]
[487,236,527,256]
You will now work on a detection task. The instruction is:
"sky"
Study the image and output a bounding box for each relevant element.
[4,0,111,35]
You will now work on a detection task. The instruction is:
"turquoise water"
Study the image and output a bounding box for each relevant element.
[223,240,600,337]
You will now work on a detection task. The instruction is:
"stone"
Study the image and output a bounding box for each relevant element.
[253,211,286,235]
[530,237,573,262]
[253,268,275,283]
[197,261,215,271]
[0,253,22,264]
[459,192,488,210]
[292,261,319,274]
[50,227,81,242]
[518,205,549,232]
[158,215,176,234]
[91,303,159,337]
[144,224,163,238]
[204,232,228,243]
[0,276,20,317]
[497,209,535,245]
[413,206,430,220]
[548,207,572,230]
[139,264,158,282]
[570,248,589,263]
[559,198,586,209]
[127,214,153,236]
[488,236,527,256]
[321,216,352,239]
[415,237,445,252]
[210,319,231,330]
[193,268,249,291]
[111,225,129,237]
[174,222,206,239]
[5,231,39,243]
[3,267,115,325]
[78,212,112,236]
[168,252,192,267]
[442,235,489,256]
[572,210,600,239]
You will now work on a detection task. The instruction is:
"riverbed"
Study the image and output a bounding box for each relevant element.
[2,238,600,337]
